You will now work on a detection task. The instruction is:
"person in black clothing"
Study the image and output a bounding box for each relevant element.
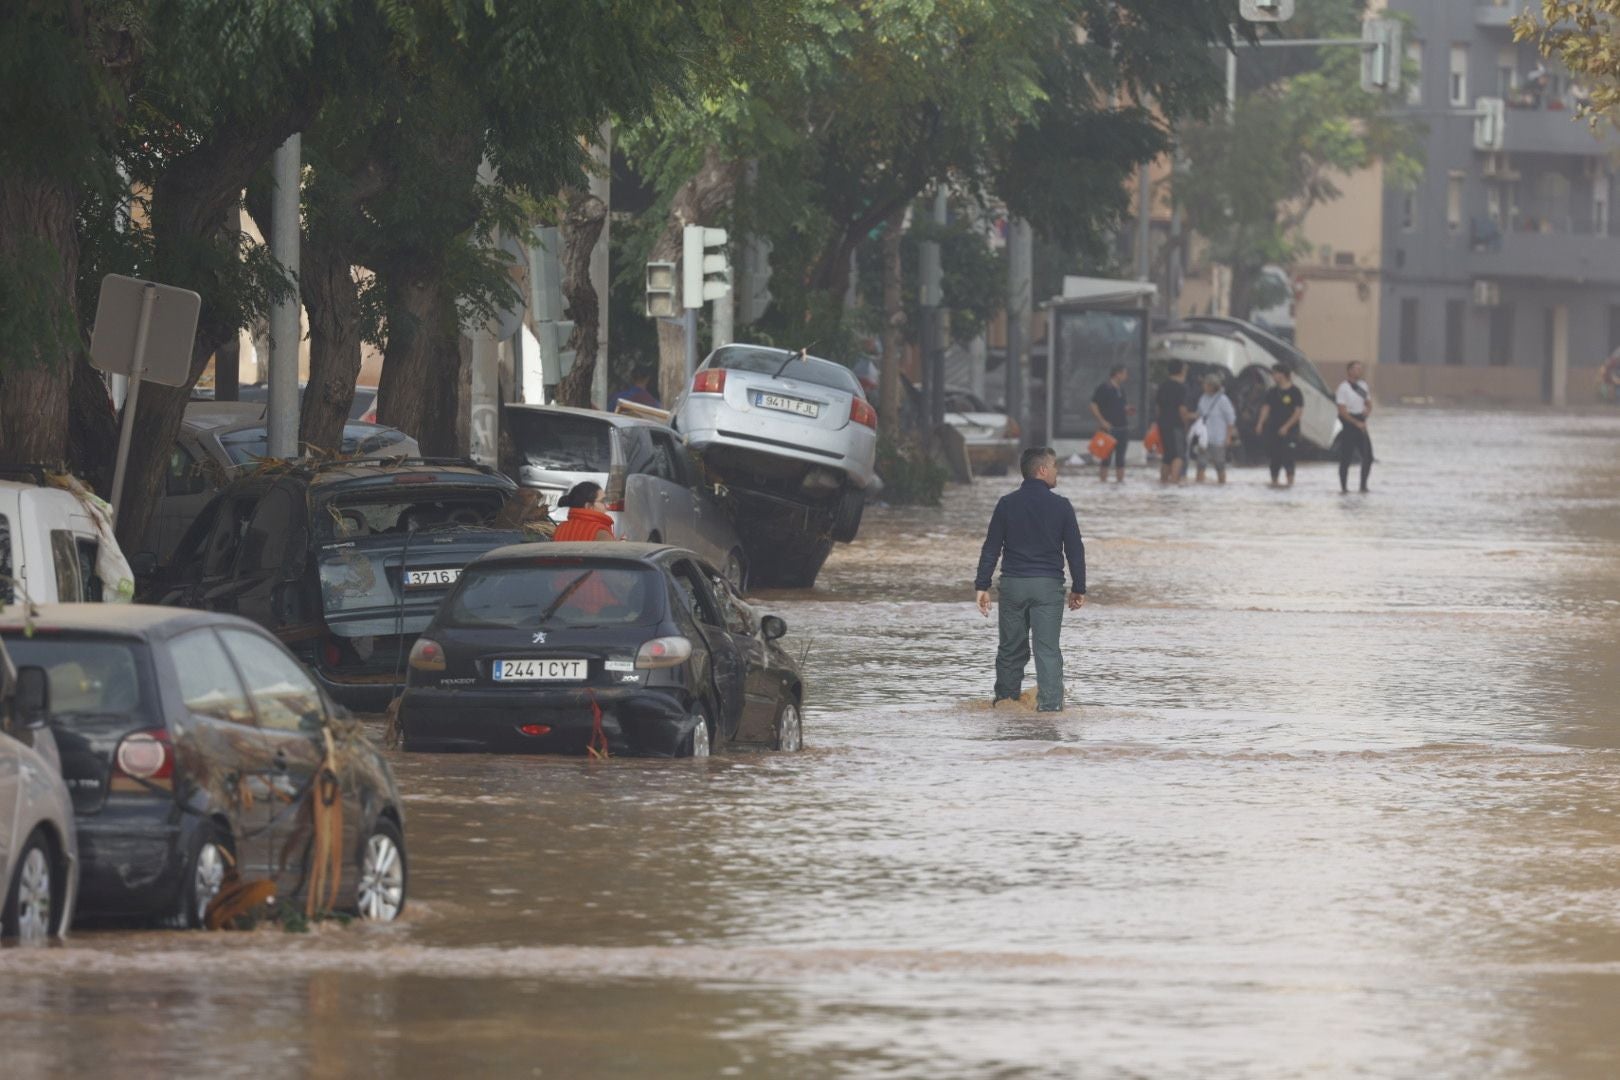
[1088,364,1132,483]
[1254,363,1305,487]
[1154,359,1196,484]
[1335,361,1374,493]
[974,446,1087,712]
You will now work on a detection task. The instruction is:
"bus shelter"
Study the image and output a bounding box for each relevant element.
[1042,277,1156,457]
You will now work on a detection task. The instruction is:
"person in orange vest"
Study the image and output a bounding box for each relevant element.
[552,481,617,542]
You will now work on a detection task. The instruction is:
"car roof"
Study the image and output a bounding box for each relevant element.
[473,540,696,566]
[0,603,251,641]
[504,403,664,431]
[182,400,270,433]
[305,461,512,490]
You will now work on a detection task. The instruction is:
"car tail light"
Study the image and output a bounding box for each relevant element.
[604,499,625,512]
[635,636,692,669]
[850,397,878,429]
[115,729,173,781]
[322,637,343,668]
[519,724,552,737]
[408,637,446,672]
[1006,417,1022,439]
[691,369,726,394]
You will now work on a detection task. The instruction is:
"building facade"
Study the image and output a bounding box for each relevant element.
[1374,0,1620,402]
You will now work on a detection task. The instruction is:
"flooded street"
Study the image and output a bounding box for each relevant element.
[8,406,1620,1078]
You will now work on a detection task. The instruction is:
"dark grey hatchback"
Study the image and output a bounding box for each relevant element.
[0,605,407,927]
[398,543,805,757]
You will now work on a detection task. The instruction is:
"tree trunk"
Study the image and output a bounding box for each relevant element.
[878,206,906,440]
[555,190,607,407]
[0,173,80,467]
[298,230,364,454]
[67,357,117,495]
[651,148,743,407]
[376,264,456,455]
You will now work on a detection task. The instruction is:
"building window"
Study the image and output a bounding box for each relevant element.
[1450,45,1469,107]
[1447,174,1465,231]
[1401,191,1416,231]
[1445,300,1465,366]
[1399,298,1420,364]
[1406,41,1423,106]
[1489,305,1515,366]
[1497,46,1517,98]
[1594,173,1610,237]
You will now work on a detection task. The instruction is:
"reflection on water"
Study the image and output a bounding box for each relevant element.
[7,408,1620,1078]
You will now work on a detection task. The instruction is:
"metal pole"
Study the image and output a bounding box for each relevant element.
[1136,161,1152,282]
[267,133,302,459]
[109,284,156,523]
[712,285,734,349]
[589,122,611,409]
[1226,44,1238,116]
[929,188,948,432]
[683,307,698,382]
[1005,218,1031,438]
[469,330,498,465]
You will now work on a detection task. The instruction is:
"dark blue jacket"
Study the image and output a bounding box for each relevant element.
[974,479,1086,593]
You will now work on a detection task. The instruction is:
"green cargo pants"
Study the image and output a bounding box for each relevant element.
[994,575,1066,710]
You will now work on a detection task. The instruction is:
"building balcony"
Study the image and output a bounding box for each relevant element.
[1501,103,1612,156]
[1475,0,1527,30]
[1470,221,1620,285]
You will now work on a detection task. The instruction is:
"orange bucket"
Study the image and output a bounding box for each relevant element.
[1143,423,1163,454]
[1088,430,1118,461]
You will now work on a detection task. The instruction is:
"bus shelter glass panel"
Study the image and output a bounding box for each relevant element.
[1053,310,1145,439]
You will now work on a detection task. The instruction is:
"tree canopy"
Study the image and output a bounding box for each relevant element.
[1515,1,1620,124]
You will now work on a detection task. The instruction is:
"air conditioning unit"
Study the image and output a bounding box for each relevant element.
[1472,280,1501,307]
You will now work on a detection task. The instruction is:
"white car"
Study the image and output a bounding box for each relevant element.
[0,471,132,604]
[0,639,78,943]
[943,389,1021,477]
[672,345,878,588]
[1149,317,1339,455]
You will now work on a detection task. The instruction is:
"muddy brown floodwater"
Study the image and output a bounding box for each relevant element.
[7,407,1620,1078]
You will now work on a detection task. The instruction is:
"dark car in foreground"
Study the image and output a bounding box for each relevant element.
[0,605,407,927]
[398,543,804,757]
[146,459,530,711]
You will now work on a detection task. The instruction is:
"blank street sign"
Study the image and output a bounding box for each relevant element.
[89,274,201,387]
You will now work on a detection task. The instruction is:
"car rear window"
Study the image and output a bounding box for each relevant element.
[2,636,150,732]
[443,562,661,628]
[707,346,863,395]
[317,488,508,541]
[219,423,411,466]
[507,412,613,472]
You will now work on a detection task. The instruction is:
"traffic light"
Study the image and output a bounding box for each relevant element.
[682,225,731,309]
[1360,18,1403,94]
[645,261,677,318]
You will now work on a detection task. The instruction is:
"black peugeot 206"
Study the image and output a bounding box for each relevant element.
[398,542,805,757]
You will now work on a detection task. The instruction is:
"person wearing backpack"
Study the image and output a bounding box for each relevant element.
[1335,361,1374,493]
[1191,373,1237,485]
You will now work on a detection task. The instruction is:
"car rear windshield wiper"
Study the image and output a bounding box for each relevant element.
[772,348,809,379]
[535,570,596,625]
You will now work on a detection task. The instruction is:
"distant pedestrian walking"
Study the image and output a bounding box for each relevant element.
[1155,359,1196,484]
[974,447,1087,712]
[1089,364,1132,482]
[1255,364,1304,487]
[1335,361,1374,493]
[1191,373,1237,485]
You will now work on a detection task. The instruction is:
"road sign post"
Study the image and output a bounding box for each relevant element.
[89,274,201,522]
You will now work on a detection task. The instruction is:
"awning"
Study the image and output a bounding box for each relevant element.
[1046,276,1158,309]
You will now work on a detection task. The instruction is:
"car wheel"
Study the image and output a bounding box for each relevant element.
[356,818,408,922]
[830,487,865,543]
[683,703,713,758]
[773,699,804,752]
[724,549,747,591]
[3,830,57,944]
[174,822,233,930]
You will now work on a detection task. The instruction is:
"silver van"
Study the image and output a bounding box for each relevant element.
[505,405,749,587]
[0,635,78,943]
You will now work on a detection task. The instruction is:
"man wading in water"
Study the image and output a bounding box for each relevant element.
[974,447,1087,712]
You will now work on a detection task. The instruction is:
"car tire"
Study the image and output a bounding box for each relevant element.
[355,818,408,922]
[174,821,234,930]
[773,698,804,752]
[724,549,747,591]
[3,829,58,944]
[682,702,714,758]
[830,487,865,543]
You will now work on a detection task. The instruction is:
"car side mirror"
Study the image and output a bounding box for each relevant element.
[15,666,50,729]
[760,615,787,641]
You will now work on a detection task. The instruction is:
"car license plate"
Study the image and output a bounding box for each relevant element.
[492,658,587,682]
[404,568,460,588]
[755,392,819,418]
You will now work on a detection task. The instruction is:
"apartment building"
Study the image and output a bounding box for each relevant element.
[1372,0,1620,402]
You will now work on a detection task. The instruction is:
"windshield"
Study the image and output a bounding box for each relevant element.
[316,489,507,542]
[444,563,661,629]
[707,346,863,396]
[3,636,148,727]
[219,423,411,466]
[506,412,613,472]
